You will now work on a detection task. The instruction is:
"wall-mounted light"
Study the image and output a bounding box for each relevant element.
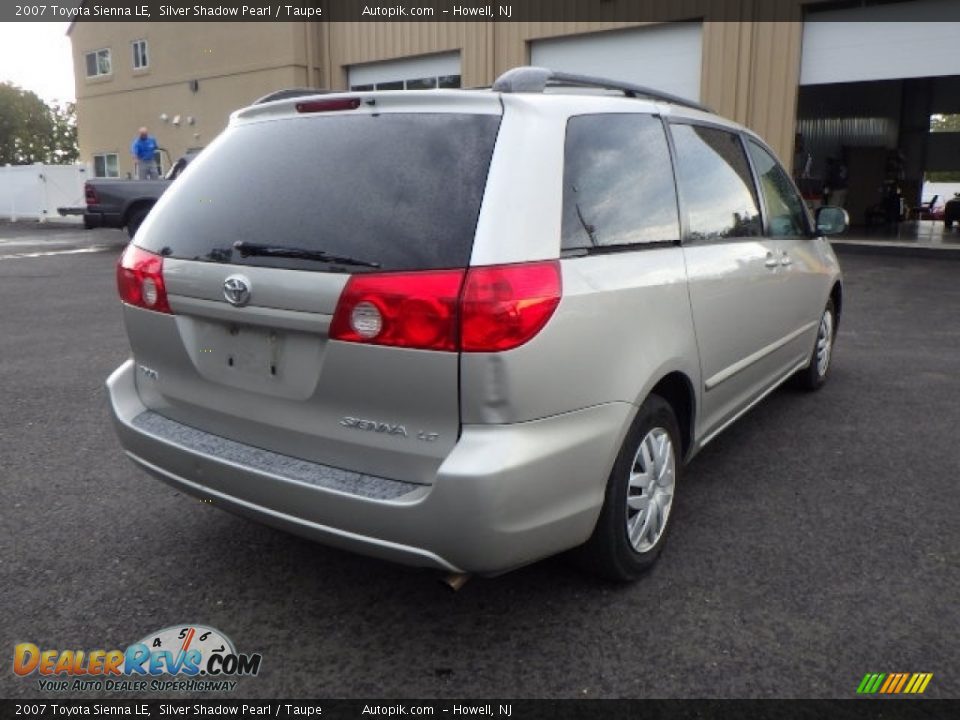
[187,116,196,126]
[172,115,181,126]
[159,113,169,122]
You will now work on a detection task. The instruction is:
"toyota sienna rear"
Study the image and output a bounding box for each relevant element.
[108,69,844,580]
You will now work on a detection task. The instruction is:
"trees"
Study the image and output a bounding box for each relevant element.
[48,101,79,165]
[930,113,960,134]
[0,82,79,166]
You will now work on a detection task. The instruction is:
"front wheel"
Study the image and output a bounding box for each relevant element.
[577,394,681,581]
[795,299,836,391]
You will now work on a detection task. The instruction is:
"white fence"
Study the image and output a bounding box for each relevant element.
[0,163,90,224]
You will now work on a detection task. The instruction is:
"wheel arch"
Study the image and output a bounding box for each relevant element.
[830,281,843,330]
[648,371,696,462]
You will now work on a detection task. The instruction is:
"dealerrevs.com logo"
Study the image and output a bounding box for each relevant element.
[13,625,262,693]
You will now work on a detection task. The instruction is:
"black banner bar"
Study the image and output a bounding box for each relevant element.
[0,699,956,720]
[4,0,960,24]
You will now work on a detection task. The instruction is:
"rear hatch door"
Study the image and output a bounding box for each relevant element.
[125,96,502,484]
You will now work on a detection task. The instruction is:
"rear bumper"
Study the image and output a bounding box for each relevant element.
[107,359,631,574]
[83,210,123,229]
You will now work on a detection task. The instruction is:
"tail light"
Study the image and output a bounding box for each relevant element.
[330,269,463,351]
[460,262,562,352]
[330,261,561,353]
[296,98,361,113]
[117,245,172,314]
[84,182,98,206]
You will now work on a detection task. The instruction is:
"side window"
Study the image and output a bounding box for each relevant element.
[746,140,809,237]
[562,114,679,250]
[670,124,762,242]
[85,49,112,78]
[132,40,148,70]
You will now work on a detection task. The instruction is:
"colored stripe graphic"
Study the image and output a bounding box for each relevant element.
[856,673,885,694]
[894,673,910,693]
[857,673,932,694]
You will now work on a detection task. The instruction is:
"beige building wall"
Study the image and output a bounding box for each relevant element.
[70,22,314,176]
[71,12,809,173]
[323,15,805,165]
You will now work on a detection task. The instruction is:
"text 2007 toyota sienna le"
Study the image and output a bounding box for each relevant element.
[107,67,846,581]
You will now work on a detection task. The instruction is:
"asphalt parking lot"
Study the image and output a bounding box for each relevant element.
[0,222,957,700]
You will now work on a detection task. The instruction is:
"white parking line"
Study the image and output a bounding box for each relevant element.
[0,245,114,260]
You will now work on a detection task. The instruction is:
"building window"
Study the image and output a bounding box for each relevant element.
[349,74,462,91]
[85,49,111,78]
[437,75,461,89]
[405,77,437,90]
[132,40,148,70]
[93,153,119,178]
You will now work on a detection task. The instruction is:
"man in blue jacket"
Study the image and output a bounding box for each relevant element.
[130,127,159,180]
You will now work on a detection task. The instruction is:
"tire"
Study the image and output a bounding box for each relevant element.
[794,299,836,392]
[126,206,150,238]
[576,394,682,581]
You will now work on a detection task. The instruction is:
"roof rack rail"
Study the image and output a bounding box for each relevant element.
[253,88,332,105]
[492,66,713,114]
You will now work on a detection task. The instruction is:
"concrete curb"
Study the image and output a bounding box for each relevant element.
[831,240,960,261]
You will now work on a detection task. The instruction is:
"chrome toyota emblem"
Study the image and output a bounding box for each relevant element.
[223,275,251,307]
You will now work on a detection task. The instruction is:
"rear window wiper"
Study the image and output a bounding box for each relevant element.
[233,241,381,269]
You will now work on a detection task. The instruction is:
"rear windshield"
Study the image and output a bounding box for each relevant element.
[138,113,501,272]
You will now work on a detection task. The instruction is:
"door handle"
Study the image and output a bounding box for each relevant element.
[764,252,779,269]
[780,251,793,267]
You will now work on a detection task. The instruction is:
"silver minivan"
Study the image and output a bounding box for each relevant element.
[107,68,845,581]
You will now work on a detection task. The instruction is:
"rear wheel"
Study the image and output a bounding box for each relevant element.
[795,299,836,391]
[126,205,150,238]
[577,394,681,581]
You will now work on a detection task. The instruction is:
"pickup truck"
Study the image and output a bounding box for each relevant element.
[82,151,199,237]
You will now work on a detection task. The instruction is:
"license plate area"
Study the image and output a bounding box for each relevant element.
[182,316,323,400]
[219,323,280,376]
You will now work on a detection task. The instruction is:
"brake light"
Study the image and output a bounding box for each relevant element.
[117,245,172,314]
[330,269,464,351]
[296,98,361,113]
[461,261,562,352]
[330,261,561,353]
[84,182,98,206]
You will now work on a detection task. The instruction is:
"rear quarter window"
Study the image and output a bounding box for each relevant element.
[138,113,501,272]
[561,113,680,251]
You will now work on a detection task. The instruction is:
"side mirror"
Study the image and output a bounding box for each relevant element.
[816,206,849,236]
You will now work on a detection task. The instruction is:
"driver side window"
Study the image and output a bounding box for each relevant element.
[746,140,809,238]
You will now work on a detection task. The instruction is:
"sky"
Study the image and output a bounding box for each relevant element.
[0,22,76,104]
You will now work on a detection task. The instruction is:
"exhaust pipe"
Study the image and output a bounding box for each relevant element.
[441,572,471,592]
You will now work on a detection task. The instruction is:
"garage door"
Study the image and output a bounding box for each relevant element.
[801,0,960,85]
[349,52,461,91]
[530,23,703,102]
